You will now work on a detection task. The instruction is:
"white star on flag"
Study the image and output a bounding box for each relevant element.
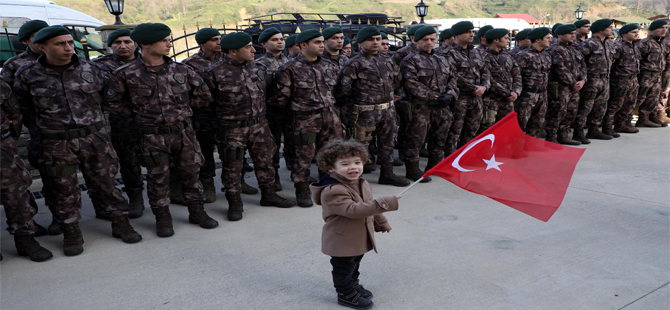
[483,155,503,171]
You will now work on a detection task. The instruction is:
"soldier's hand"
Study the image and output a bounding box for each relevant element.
[472,86,486,97]
[506,92,518,102]
[573,80,585,91]
[436,94,454,108]
[394,95,403,101]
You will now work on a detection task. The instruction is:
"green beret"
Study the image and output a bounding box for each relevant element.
[285,34,298,47]
[484,28,509,40]
[649,20,669,31]
[296,29,322,44]
[439,28,452,41]
[18,20,49,42]
[381,33,389,40]
[356,26,380,43]
[220,32,252,50]
[32,25,70,44]
[258,27,281,43]
[515,29,531,40]
[552,23,563,34]
[322,27,342,40]
[527,27,551,40]
[407,25,423,37]
[107,28,132,46]
[618,24,640,35]
[574,19,591,28]
[451,21,474,36]
[554,24,577,35]
[413,26,436,41]
[477,25,493,38]
[195,28,221,45]
[590,19,612,33]
[131,23,172,44]
[343,37,351,46]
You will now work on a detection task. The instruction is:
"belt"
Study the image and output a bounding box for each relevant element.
[587,73,608,79]
[412,99,437,105]
[291,108,324,116]
[1,129,11,140]
[40,121,104,140]
[522,86,547,93]
[611,74,636,81]
[140,118,192,135]
[640,71,661,76]
[353,102,391,113]
[219,115,266,130]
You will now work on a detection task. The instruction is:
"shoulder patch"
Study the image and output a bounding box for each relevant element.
[81,71,95,83]
[105,88,116,98]
[341,76,352,85]
[173,73,186,84]
[385,62,394,71]
[257,69,266,81]
[325,69,334,79]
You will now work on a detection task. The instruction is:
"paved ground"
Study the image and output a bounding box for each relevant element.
[1,127,668,310]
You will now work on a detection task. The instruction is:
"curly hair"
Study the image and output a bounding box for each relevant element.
[315,139,370,171]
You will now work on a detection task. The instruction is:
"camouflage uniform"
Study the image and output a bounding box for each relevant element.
[608,39,640,129]
[546,40,586,139]
[507,45,527,58]
[481,47,523,132]
[392,43,417,65]
[13,55,130,224]
[434,44,451,55]
[662,38,670,113]
[514,46,552,136]
[323,50,351,125]
[574,36,615,130]
[635,34,666,120]
[442,43,490,153]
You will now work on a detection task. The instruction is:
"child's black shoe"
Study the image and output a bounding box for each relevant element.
[338,290,374,310]
[353,280,373,299]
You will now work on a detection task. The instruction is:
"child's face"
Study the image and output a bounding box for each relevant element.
[328,156,364,181]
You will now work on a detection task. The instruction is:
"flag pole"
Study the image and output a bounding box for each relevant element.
[397,177,424,196]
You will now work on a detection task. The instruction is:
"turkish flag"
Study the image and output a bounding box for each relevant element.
[424,112,585,222]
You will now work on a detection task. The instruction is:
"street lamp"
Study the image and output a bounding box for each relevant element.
[104,0,125,25]
[575,4,585,20]
[415,0,429,24]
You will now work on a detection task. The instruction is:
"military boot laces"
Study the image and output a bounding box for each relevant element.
[378,166,410,187]
[14,235,53,262]
[353,280,373,299]
[337,290,374,310]
[586,126,613,140]
[187,203,219,229]
[260,186,296,208]
[60,223,84,256]
[225,192,244,221]
[152,207,174,237]
[295,182,313,208]
[111,216,143,243]
[201,178,217,203]
[126,188,145,218]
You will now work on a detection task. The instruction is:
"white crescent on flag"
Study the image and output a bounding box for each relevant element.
[452,134,503,172]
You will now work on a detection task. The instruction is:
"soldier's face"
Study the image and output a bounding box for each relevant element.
[21,33,44,54]
[263,33,285,53]
[360,35,381,54]
[302,37,324,57]
[602,25,614,36]
[539,34,552,48]
[519,38,531,48]
[496,34,509,48]
[110,36,137,59]
[623,29,639,42]
[231,43,256,62]
[380,39,389,54]
[558,31,575,43]
[288,44,301,56]
[416,33,437,52]
[39,34,74,63]
[651,25,668,37]
[201,35,222,55]
[326,33,344,51]
[455,30,475,44]
[142,37,173,56]
[446,36,455,46]
[578,24,590,35]
[342,44,352,56]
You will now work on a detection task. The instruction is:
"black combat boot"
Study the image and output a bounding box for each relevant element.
[225,192,244,221]
[60,222,84,256]
[111,216,143,243]
[14,235,53,262]
[260,186,296,208]
[586,125,613,140]
[295,182,313,207]
[187,202,219,228]
[241,175,259,195]
[201,178,217,203]
[337,290,373,310]
[425,155,441,171]
[274,169,282,191]
[152,207,174,237]
[94,206,111,221]
[33,223,48,237]
[47,218,61,235]
[614,120,638,133]
[126,187,145,218]
[363,155,376,174]
[636,114,661,127]
[353,280,373,299]
[572,126,591,144]
[378,165,411,187]
[545,130,558,143]
[557,131,581,145]
[601,124,620,138]
[405,160,431,183]
[169,181,186,205]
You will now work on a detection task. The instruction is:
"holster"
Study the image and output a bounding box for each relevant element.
[610,85,629,98]
[481,97,497,124]
[395,100,413,122]
[581,88,598,100]
[286,130,317,145]
[37,159,77,177]
[547,82,559,100]
[220,145,246,163]
[138,151,169,168]
[354,125,376,142]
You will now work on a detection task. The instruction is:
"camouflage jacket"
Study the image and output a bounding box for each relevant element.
[391,42,417,65]
[547,41,587,86]
[202,55,269,122]
[322,50,349,70]
[483,47,523,98]
[574,35,586,45]
[335,51,401,105]
[92,51,140,73]
[0,48,41,86]
[636,35,666,73]
[182,50,223,73]
[13,54,106,130]
[1,79,15,133]
[273,54,339,112]
[442,43,491,94]
[515,46,552,88]
[254,51,291,94]
[577,35,616,76]
[664,37,670,73]
[104,56,211,126]
[434,44,451,55]
[400,49,459,102]
[610,39,640,77]
[508,45,527,58]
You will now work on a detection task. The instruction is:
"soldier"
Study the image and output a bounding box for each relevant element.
[105,23,219,237]
[634,20,669,128]
[335,26,410,187]
[400,26,459,183]
[574,19,591,44]
[1,79,53,262]
[509,29,531,57]
[480,29,523,133]
[550,23,563,46]
[380,33,391,55]
[14,26,142,256]
[342,37,352,57]
[255,27,291,192]
[441,21,490,154]
[608,24,642,134]
[435,28,453,54]
[92,28,146,218]
[273,29,346,207]
[514,27,552,137]
[285,34,301,59]
[476,25,493,53]
[545,24,586,145]
[202,32,295,221]
[180,28,224,203]
[660,31,670,123]
[391,25,422,64]
[322,27,348,69]
[573,19,617,143]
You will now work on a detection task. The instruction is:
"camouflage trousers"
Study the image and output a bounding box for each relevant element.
[142,126,204,209]
[546,84,580,134]
[636,73,663,117]
[477,96,507,134]
[446,95,482,155]
[109,113,144,192]
[40,130,129,224]
[267,105,294,171]
[219,119,276,193]
[661,73,669,111]
[404,103,452,161]
[515,90,548,137]
[1,136,36,235]
[290,107,345,183]
[193,114,218,180]
[607,78,639,126]
[351,104,397,167]
[574,77,609,128]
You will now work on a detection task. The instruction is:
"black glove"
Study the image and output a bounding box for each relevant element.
[436,94,454,109]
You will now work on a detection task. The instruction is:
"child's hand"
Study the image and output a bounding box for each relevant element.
[380,229,391,233]
[396,195,402,199]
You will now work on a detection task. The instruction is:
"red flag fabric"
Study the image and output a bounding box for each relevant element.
[423,112,585,222]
